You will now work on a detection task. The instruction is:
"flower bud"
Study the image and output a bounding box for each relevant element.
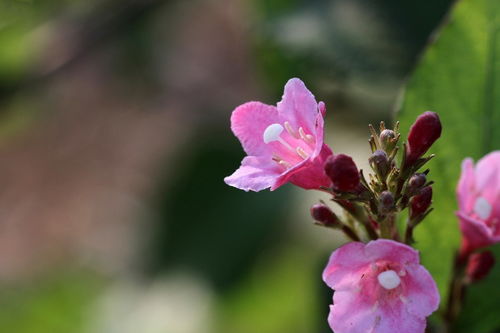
[409,186,432,219]
[405,111,442,167]
[369,150,390,180]
[324,154,360,192]
[379,191,395,214]
[409,173,426,188]
[407,173,427,196]
[466,251,495,282]
[380,129,397,153]
[311,203,340,227]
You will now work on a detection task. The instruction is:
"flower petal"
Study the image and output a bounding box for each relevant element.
[277,78,319,135]
[403,264,440,318]
[457,158,475,211]
[323,242,371,290]
[328,291,377,333]
[312,110,326,158]
[375,305,426,333]
[224,156,281,192]
[272,143,333,190]
[365,239,420,265]
[230,101,280,156]
[475,151,500,203]
[457,212,496,250]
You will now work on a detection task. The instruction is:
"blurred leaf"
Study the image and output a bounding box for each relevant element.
[0,271,103,333]
[0,25,33,82]
[397,0,500,330]
[215,247,319,333]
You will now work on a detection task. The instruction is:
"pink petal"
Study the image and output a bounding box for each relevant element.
[375,304,426,333]
[475,151,500,204]
[277,78,319,136]
[273,143,333,190]
[365,239,420,265]
[329,290,426,333]
[224,156,281,192]
[457,158,476,211]
[328,291,376,333]
[230,101,280,156]
[457,212,496,250]
[323,242,371,290]
[312,110,326,158]
[403,264,440,318]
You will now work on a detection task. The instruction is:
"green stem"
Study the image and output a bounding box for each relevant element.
[333,199,378,240]
[341,225,361,241]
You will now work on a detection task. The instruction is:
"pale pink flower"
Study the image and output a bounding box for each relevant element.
[323,239,439,333]
[224,78,333,191]
[457,151,500,253]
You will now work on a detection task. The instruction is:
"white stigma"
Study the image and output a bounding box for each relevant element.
[377,270,401,290]
[263,124,284,143]
[474,197,492,220]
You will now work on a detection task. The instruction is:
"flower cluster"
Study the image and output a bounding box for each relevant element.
[224,78,498,332]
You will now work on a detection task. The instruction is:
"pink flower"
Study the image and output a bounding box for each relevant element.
[224,78,333,191]
[457,151,500,253]
[323,239,440,333]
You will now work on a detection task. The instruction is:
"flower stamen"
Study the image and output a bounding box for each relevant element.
[284,121,299,139]
[263,123,294,151]
[377,270,401,290]
[299,127,315,145]
[474,197,491,220]
[296,147,309,159]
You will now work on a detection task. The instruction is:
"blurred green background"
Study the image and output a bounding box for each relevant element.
[4,0,497,332]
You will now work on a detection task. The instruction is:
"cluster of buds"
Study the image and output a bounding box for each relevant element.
[311,111,442,244]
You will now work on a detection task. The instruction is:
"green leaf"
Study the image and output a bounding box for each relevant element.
[397,0,500,330]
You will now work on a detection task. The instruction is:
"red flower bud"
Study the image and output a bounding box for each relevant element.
[310,204,340,227]
[405,111,442,167]
[466,251,495,282]
[409,186,432,219]
[324,154,360,192]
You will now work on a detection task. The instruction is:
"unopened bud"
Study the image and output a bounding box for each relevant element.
[466,251,495,282]
[324,154,360,192]
[405,111,442,167]
[407,173,427,195]
[410,186,432,219]
[380,129,397,153]
[379,191,395,213]
[311,204,340,227]
[369,150,390,179]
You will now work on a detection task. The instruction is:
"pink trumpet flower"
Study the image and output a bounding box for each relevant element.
[323,239,439,333]
[457,151,500,254]
[224,78,333,191]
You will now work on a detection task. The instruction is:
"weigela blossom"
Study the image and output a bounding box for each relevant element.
[224,78,333,191]
[457,151,500,253]
[323,239,439,333]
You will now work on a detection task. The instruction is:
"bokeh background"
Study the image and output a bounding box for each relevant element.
[0,1,457,332]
